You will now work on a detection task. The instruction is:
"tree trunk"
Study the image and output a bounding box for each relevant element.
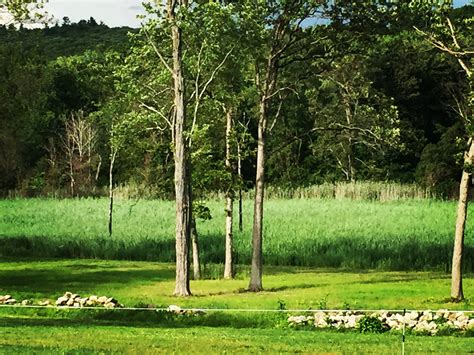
[343,95,355,182]
[191,217,201,280]
[451,139,474,301]
[248,98,267,292]
[237,140,243,232]
[108,150,117,238]
[170,0,191,297]
[224,109,234,279]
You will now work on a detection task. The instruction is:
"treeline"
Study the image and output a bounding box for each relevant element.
[0,5,473,199]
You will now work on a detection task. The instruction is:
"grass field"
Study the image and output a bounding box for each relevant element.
[1,259,473,353]
[1,198,473,271]
[3,324,474,354]
[1,197,474,353]
[2,259,473,310]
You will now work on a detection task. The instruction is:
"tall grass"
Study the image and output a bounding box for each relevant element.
[205,182,436,201]
[0,197,471,271]
[9,181,438,201]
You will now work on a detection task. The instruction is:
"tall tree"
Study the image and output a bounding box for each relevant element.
[240,0,327,291]
[167,0,192,296]
[415,4,473,300]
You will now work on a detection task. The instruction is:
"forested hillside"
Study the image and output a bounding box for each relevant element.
[0,5,472,198]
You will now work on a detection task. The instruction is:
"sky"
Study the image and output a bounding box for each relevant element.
[37,0,474,29]
[44,0,146,28]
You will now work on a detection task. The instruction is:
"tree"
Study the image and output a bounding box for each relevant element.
[0,0,47,25]
[238,0,328,291]
[414,1,473,300]
[308,55,401,182]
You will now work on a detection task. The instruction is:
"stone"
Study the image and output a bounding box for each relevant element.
[104,302,116,308]
[455,312,464,320]
[288,315,308,324]
[419,311,433,322]
[168,305,182,313]
[21,300,32,306]
[89,295,98,302]
[436,309,449,319]
[346,315,358,328]
[406,311,419,321]
[4,298,16,305]
[64,292,73,298]
[98,296,108,304]
[38,300,51,306]
[85,299,96,307]
[66,298,75,306]
[448,313,459,322]
[55,296,68,306]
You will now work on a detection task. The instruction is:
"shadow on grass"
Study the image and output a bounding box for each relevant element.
[3,234,474,273]
[0,308,286,330]
[0,266,175,295]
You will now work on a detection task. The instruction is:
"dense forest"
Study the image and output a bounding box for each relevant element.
[0,4,473,199]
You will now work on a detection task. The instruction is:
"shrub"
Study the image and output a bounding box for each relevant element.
[357,315,388,334]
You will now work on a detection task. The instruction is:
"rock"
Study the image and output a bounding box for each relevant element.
[288,315,308,325]
[406,311,419,321]
[436,309,449,319]
[454,312,464,319]
[448,313,458,322]
[64,292,73,298]
[419,311,433,322]
[168,305,182,313]
[55,296,68,306]
[346,315,358,328]
[387,320,401,330]
[66,298,75,306]
[89,295,98,302]
[21,300,32,306]
[85,299,96,307]
[4,298,16,305]
[98,296,108,304]
[38,300,51,306]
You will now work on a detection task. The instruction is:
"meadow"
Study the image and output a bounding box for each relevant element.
[1,196,474,353]
[0,197,473,271]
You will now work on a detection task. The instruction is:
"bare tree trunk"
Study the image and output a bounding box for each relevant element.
[170,0,191,297]
[108,150,117,238]
[249,98,267,292]
[451,139,474,301]
[237,140,243,232]
[191,217,201,280]
[224,108,234,279]
[343,96,355,182]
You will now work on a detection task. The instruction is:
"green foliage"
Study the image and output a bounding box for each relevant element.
[357,315,388,334]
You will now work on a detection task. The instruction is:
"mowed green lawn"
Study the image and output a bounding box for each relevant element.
[2,325,474,354]
[1,259,473,310]
[0,260,473,353]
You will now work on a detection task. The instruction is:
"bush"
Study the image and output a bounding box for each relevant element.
[357,315,388,334]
